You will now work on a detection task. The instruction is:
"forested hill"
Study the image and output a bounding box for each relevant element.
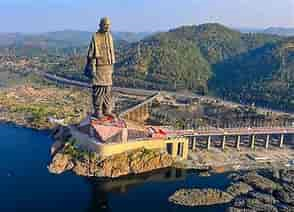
[115,23,282,91]
[210,37,294,111]
[115,23,294,111]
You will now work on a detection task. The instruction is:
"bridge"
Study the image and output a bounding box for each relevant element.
[115,90,294,153]
[41,73,157,96]
[162,126,294,155]
[119,93,160,122]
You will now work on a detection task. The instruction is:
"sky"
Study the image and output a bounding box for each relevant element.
[0,0,293,33]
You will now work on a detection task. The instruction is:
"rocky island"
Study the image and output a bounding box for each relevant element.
[169,169,294,211]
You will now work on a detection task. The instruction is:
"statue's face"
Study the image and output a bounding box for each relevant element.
[100,22,111,33]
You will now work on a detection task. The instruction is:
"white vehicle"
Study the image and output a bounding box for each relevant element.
[285,160,294,167]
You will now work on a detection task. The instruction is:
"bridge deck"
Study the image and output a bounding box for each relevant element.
[166,127,294,137]
[119,92,160,118]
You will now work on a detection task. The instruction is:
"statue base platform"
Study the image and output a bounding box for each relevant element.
[77,115,167,144]
[77,115,128,143]
[90,115,127,128]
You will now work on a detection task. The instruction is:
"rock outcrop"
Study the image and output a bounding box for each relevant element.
[226,182,253,197]
[48,143,173,178]
[247,191,277,205]
[48,153,74,174]
[231,197,278,212]
[226,207,255,212]
[170,169,294,211]
[227,170,294,211]
[241,172,280,194]
[169,188,233,206]
[280,169,294,184]
[100,148,173,178]
[275,182,294,205]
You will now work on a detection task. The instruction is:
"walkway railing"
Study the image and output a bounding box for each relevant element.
[165,126,294,137]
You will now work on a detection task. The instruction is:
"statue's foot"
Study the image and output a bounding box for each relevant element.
[104,112,117,119]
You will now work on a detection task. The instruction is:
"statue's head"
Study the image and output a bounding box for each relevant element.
[99,17,111,33]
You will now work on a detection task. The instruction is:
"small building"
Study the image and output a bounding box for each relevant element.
[70,116,189,160]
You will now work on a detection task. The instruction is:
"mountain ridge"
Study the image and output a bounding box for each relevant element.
[0,23,293,111]
[238,27,294,37]
[0,30,153,47]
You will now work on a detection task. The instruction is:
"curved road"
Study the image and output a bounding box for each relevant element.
[41,72,294,118]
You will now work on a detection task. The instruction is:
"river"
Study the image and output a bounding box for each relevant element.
[0,123,233,212]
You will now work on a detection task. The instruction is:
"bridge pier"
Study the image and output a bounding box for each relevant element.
[188,137,195,150]
[280,134,284,148]
[222,135,226,150]
[251,135,256,149]
[179,143,184,157]
[265,135,270,149]
[236,135,241,150]
[173,127,293,152]
[193,136,197,150]
[207,136,211,150]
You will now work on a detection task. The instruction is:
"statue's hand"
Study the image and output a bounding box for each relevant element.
[91,61,96,70]
[84,61,93,78]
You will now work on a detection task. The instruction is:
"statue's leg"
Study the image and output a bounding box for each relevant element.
[92,85,105,118]
[103,86,113,116]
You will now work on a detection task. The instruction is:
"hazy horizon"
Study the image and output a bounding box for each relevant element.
[1,24,294,35]
[0,0,293,33]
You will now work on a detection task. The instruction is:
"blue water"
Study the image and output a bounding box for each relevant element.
[0,123,232,212]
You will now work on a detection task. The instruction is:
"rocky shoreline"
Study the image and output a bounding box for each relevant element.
[169,169,294,211]
[48,123,294,180]
[48,141,173,178]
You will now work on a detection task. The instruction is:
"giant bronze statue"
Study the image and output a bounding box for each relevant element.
[85,17,116,119]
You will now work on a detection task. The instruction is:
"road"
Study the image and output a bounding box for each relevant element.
[41,72,294,118]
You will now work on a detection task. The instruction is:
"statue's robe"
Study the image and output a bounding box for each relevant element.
[87,31,115,86]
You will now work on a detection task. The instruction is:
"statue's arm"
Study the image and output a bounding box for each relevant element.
[110,34,116,64]
[87,36,95,61]
[84,36,96,78]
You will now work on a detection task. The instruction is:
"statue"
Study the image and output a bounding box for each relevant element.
[85,17,116,119]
